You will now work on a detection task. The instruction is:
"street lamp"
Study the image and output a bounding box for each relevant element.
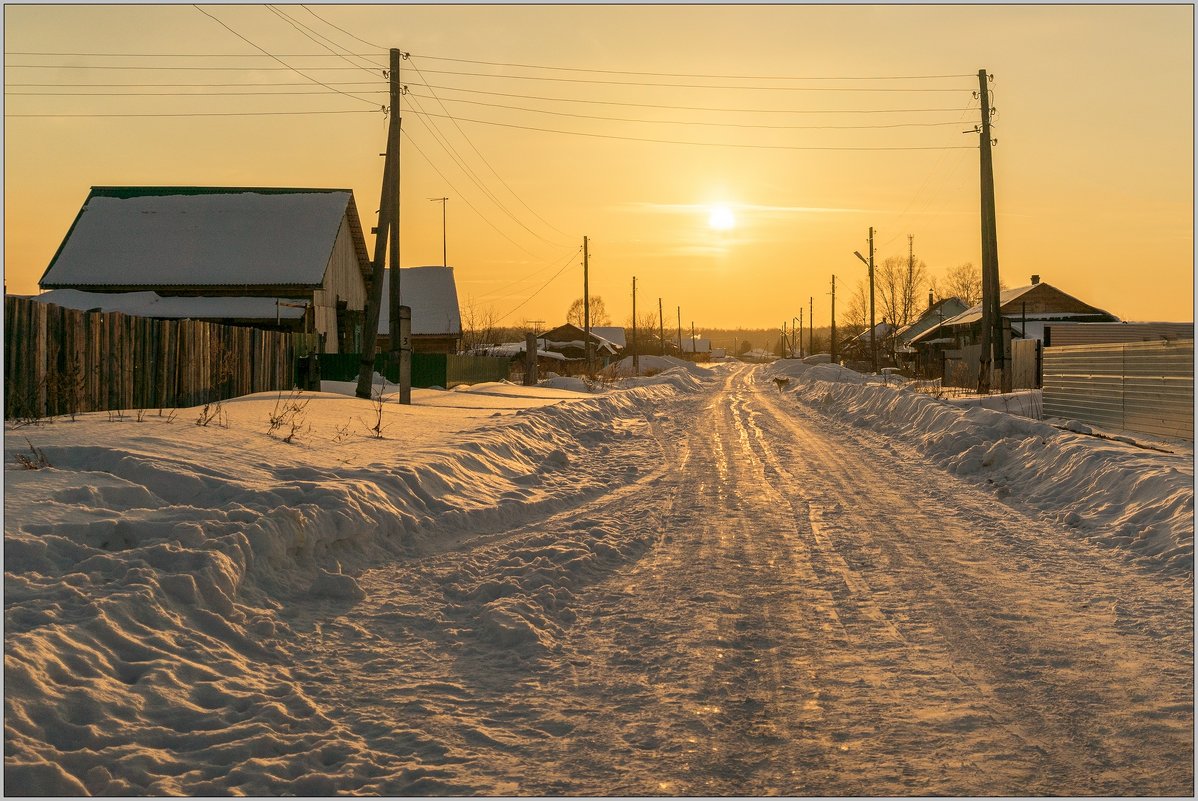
[853,225,877,373]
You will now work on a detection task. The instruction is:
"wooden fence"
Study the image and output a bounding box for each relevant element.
[4,296,320,419]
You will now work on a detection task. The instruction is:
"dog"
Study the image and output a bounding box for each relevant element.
[772,376,790,392]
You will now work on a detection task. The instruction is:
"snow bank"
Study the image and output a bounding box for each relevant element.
[3,377,702,793]
[605,354,714,378]
[768,365,1194,575]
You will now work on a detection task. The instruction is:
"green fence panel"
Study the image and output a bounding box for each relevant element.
[411,353,447,388]
[316,352,506,389]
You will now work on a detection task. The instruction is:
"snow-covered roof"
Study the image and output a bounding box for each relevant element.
[590,326,626,348]
[468,343,567,361]
[377,266,462,337]
[40,187,366,289]
[33,288,305,320]
[681,338,711,353]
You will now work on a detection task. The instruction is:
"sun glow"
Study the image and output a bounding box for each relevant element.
[707,204,735,231]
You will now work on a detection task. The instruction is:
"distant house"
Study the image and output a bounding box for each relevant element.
[38,186,372,353]
[536,323,621,371]
[589,326,627,351]
[908,277,1118,352]
[374,267,462,354]
[891,295,970,372]
[680,337,712,360]
[840,320,897,366]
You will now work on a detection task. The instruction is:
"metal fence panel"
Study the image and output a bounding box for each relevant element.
[1042,339,1194,439]
[446,354,510,387]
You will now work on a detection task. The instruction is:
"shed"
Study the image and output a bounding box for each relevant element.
[38,186,371,353]
[375,266,463,354]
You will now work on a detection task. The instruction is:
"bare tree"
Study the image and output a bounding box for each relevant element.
[843,279,870,334]
[566,296,611,327]
[624,308,658,353]
[942,262,982,306]
[877,254,928,328]
[460,300,499,352]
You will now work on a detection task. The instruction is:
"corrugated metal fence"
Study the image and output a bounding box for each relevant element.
[4,296,320,419]
[1042,339,1194,439]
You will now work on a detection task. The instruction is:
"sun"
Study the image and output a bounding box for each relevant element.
[707,204,736,231]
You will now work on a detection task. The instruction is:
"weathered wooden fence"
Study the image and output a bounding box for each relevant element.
[943,338,1041,390]
[4,296,320,419]
[1042,339,1194,439]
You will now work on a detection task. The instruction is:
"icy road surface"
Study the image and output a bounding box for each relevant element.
[293,367,1192,795]
[4,363,1192,795]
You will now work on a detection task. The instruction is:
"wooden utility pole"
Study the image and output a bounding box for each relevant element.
[976,68,1004,393]
[676,306,682,355]
[357,47,403,401]
[631,275,639,374]
[868,227,876,373]
[782,321,787,357]
[691,321,696,355]
[830,275,837,364]
[809,296,813,357]
[582,236,592,372]
[798,309,803,358]
[658,297,665,356]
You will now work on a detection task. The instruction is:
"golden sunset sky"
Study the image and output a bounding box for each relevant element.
[4,4,1193,329]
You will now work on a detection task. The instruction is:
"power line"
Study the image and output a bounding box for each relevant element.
[6,50,387,57]
[405,107,976,151]
[264,5,384,79]
[406,54,975,82]
[495,248,582,323]
[190,5,379,107]
[3,62,378,71]
[407,82,976,115]
[8,88,388,97]
[5,109,381,118]
[300,5,387,51]
[475,245,581,301]
[402,127,541,259]
[6,80,384,88]
[405,94,561,247]
[405,55,569,240]
[405,91,979,131]
[394,68,972,91]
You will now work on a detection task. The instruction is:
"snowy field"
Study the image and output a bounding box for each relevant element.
[4,358,1192,794]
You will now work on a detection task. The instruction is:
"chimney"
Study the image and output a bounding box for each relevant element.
[1031,274,1040,285]
[928,289,934,310]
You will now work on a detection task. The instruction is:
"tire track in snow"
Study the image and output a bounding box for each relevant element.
[750,365,1193,795]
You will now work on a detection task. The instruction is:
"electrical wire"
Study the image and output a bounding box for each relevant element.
[405,90,979,131]
[474,245,581,301]
[190,6,380,107]
[5,109,381,118]
[404,94,561,247]
[405,55,570,240]
[401,127,541,259]
[300,5,388,51]
[396,68,972,92]
[405,108,976,151]
[7,89,388,96]
[495,248,581,323]
[407,82,977,115]
[264,5,385,80]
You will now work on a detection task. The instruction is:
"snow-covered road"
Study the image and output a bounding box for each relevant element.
[285,365,1192,795]
[5,362,1192,794]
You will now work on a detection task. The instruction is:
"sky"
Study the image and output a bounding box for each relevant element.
[4,4,1194,329]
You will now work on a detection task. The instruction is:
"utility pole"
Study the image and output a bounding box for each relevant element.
[798,309,803,358]
[852,227,877,373]
[691,321,696,356]
[830,275,837,364]
[976,68,1004,393]
[658,297,665,356]
[676,306,682,356]
[782,321,787,357]
[428,196,448,267]
[583,236,592,373]
[357,47,404,402]
[809,296,813,357]
[632,275,639,375]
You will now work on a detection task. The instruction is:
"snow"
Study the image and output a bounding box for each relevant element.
[376,267,462,337]
[41,190,353,288]
[34,289,306,321]
[767,361,1194,574]
[4,358,1192,794]
[605,354,715,378]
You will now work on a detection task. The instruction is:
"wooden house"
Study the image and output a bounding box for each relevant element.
[38,186,372,353]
